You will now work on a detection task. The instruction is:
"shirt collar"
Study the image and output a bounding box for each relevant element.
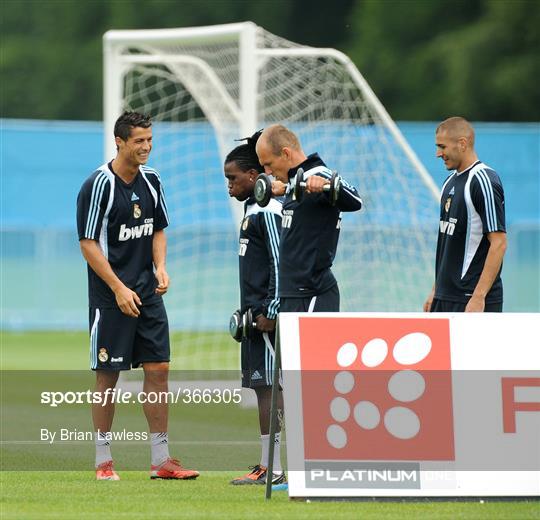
[287,153,326,182]
[456,160,481,176]
[244,194,257,211]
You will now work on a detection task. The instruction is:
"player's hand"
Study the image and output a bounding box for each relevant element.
[305,175,329,193]
[423,290,435,312]
[271,180,287,196]
[114,285,141,317]
[465,294,485,312]
[155,267,170,295]
[255,314,276,332]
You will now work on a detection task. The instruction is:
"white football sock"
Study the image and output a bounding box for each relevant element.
[260,432,282,473]
[151,432,170,466]
[95,431,112,467]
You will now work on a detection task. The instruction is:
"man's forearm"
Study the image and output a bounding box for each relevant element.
[472,232,507,299]
[153,229,167,269]
[80,239,124,292]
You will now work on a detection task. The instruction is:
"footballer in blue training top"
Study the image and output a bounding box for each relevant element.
[77,111,199,482]
[256,124,363,313]
[224,132,286,487]
[424,117,507,313]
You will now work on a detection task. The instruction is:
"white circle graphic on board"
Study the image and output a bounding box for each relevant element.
[353,400,381,430]
[337,342,358,367]
[393,332,432,365]
[384,406,420,439]
[327,424,347,448]
[388,370,426,402]
[361,338,388,367]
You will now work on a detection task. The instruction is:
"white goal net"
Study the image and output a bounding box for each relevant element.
[103,22,439,370]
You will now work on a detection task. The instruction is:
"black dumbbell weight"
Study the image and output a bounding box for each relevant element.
[242,307,258,339]
[254,174,272,207]
[294,168,341,205]
[229,309,243,342]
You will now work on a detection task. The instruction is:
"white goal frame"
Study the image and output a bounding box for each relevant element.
[103,21,438,204]
[102,22,443,363]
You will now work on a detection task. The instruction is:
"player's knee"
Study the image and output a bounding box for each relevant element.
[143,362,169,386]
[95,370,119,390]
[254,385,273,402]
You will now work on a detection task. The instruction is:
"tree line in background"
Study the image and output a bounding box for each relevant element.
[1,0,539,121]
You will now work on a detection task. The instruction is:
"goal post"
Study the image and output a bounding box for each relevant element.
[103,22,440,370]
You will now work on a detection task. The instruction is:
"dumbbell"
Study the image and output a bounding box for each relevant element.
[242,308,257,339]
[294,168,341,205]
[228,308,257,342]
[254,174,272,207]
[229,309,243,342]
[254,169,341,206]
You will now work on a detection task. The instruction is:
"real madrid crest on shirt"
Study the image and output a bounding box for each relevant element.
[241,217,249,231]
[98,348,108,363]
[133,203,142,219]
[445,185,455,213]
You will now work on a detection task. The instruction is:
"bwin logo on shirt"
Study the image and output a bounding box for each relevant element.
[282,210,294,229]
[118,221,154,241]
[239,238,249,257]
[439,218,457,236]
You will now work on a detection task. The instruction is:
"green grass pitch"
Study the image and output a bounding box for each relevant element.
[1,331,538,519]
[2,471,538,520]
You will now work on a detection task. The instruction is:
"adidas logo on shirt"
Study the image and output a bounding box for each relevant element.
[131,192,140,201]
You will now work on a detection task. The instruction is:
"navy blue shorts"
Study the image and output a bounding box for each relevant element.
[430,298,503,312]
[280,284,340,313]
[89,300,170,371]
[241,330,276,389]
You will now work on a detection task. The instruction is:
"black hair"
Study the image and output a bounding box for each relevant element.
[224,130,263,173]
[114,111,152,141]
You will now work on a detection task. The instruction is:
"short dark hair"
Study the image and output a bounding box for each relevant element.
[436,116,475,146]
[262,124,300,155]
[225,130,263,172]
[114,111,152,141]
